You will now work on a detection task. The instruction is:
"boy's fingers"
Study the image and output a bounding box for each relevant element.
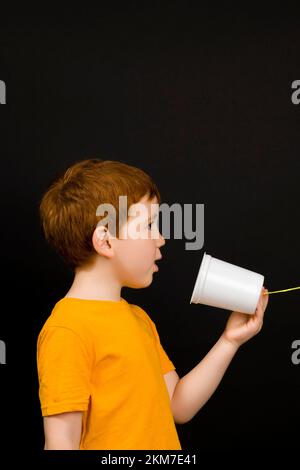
[255,288,266,319]
[257,287,269,317]
[262,287,269,309]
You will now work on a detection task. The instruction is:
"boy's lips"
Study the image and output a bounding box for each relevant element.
[153,256,162,271]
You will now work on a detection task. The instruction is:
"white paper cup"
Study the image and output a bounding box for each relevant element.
[190,252,264,314]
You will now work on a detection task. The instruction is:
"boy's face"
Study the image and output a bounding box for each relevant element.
[115,195,165,288]
[94,194,165,288]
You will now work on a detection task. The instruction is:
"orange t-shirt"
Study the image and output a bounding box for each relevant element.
[37,297,182,450]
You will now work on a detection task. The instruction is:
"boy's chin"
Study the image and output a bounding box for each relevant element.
[125,274,154,289]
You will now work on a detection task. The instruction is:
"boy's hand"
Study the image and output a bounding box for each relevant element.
[221,287,269,348]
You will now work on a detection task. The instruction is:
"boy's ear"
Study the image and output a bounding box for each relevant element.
[92,226,114,258]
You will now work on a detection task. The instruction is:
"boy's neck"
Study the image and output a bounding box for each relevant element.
[65,260,122,302]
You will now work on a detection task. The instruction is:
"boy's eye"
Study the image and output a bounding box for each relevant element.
[148,215,158,230]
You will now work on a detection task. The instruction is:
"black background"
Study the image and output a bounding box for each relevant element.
[0,4,300,460]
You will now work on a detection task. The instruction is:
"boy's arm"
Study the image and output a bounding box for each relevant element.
[169,336,238,424]
[43,412,83,450]
[169,287,269,425]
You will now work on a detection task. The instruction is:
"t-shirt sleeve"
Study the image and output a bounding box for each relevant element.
[147,317,176,375]
[37,326,92,416]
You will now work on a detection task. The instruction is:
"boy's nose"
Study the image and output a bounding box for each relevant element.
[157,232,166,247]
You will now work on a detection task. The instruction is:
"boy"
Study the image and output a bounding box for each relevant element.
[37,158,269,450]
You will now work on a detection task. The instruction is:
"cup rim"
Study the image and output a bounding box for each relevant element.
[190,252,212,304]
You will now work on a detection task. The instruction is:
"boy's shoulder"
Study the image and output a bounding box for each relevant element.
[40,298,90,327]
[38,299,87,345]
[38,298,153,336]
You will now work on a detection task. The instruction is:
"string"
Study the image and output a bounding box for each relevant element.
[263,286,300,295]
